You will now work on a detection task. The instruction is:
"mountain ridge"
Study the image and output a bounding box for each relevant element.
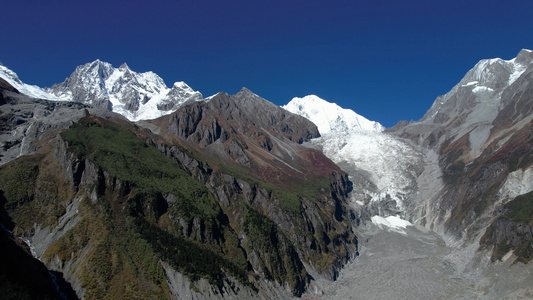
[1,49,533,299]
[284,49,533,299]
[0,80,357,299]
[46,60,204,121]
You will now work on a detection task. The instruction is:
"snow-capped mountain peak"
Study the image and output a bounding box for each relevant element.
[283,94,420,218]
[0,59,204,122]
[46,60,203,121]
[283,95,384,134]
[422,49,533,124]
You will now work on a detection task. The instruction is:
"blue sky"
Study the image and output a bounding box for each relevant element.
[2,0,532,127]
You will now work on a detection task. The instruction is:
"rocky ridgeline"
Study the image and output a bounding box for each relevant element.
[0,79,358,299]
[387,49,533,263]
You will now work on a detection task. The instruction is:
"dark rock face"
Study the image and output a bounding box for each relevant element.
[481,217,533,262]
[153,88,321,176]
[0,226,77,300]
[155,142,357,288]
[0,77,19,106]
[164,88,319,146]
[149,89,358,286]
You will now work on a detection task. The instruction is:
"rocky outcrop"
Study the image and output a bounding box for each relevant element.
[0,224,78,300]
[481,216,533,263]
[0,108,358,299]
[0,86,118,166]
[157,88,319,149]
[155,141,358,287]
[386,50,533,264]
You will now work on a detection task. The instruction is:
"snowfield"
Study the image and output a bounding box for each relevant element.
[371,215,412,234]
[284,95,423,216]
[0,65,66,101]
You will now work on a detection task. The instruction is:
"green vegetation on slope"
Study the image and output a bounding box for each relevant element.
[501,191,533,223]
[481,191,533,263]
[61,116,221,222]
[59,116,250,292]
[242,205,307,289]
[0,113,352,297]
[0,153,74,235]
[0,155,40,211]
[0,115,254,298]
[129,216,249,285]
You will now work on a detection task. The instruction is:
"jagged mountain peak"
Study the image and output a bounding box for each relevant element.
[235,86,257,97]
[233,87,274,107]
[416,49,533,128]
[514,48,533,64]
[207,88,316,137]
[46,60,203,121]
[78,59,114,78]
[118,62,130,70]
[283,94,384,134]
[459,50,531,90]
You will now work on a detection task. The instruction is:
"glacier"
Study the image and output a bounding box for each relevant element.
[284,94,423,218]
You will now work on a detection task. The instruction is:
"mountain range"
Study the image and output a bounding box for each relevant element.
[1,49,533,299]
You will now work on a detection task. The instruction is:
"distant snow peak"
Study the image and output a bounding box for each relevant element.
[423,49,533,123]
[46,60,203,121]
[283,94,384,134]
[284,94,421,220]
[465,49,531,89]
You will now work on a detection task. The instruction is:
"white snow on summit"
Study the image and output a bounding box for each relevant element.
[0,61,203,122]
[282,95,384,134]
[46,60,203,121]
[0,65,67,101]
[284,95,423,217]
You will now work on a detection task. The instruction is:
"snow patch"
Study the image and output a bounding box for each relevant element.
[0,65,68,101]
[497,166,533,202]
[463,81,478,86]
[371,215,412,234]
[472,86,494,96]
[508,61,526,86]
